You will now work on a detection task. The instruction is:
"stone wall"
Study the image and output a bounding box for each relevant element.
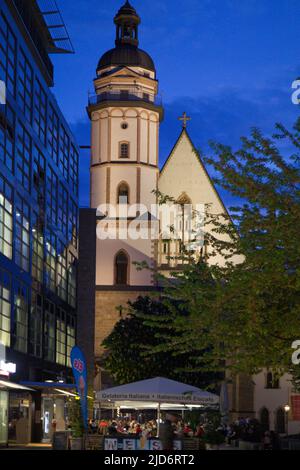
[94,288,156,358]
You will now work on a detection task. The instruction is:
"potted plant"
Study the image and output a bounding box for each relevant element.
[69,399,85,450]
[203,429,226,450]
[202,412,226,450]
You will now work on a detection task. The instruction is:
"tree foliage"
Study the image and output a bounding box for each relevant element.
[102,296,219,388]
[102,119,300,388]
[136,119,300,384]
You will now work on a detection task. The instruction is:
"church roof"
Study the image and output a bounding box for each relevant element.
[160,128,230,217]
[98,45,155,72]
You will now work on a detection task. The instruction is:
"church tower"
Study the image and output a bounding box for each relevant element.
[87,1,163,375]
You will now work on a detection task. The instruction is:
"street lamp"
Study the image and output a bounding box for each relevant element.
[284,404,290,438]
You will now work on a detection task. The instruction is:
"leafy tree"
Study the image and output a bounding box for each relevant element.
[102,296,219,388]
[135,119,300,385]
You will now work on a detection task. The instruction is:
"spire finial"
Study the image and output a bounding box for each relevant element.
[179,112,191,129]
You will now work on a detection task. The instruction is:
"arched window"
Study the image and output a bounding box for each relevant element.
[275,408,285,434]
[117,182,129,204]
[115,251,129,286]
[266,372,280,389]
[119,141,129,159]
[260,407,270,433]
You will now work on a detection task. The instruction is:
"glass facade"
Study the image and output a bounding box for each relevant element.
[0,2,78,373]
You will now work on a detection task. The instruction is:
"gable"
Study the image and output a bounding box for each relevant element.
[159,130,227,216]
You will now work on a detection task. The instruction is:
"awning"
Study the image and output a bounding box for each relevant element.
[0,380,35,392]
[20,382,93,399]
[98,401,210,410]
[20,381,76,390]
[20,382,77,397]
[96,377,219,407]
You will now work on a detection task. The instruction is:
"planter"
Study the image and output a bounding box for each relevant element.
[239,441,262,451]
[205,443,220,450]
[70,437,83,450]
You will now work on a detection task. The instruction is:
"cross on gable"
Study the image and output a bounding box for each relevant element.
[179,112,191,128]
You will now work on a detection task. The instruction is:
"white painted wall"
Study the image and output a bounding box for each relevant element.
[90,66,160,287]
[158,131,243,268]
[253,370,300,435]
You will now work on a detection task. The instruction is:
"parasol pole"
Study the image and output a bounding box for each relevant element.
[157,402,161,437]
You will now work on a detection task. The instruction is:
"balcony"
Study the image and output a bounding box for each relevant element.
[88,90,162,107]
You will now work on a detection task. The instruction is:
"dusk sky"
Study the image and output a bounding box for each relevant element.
[50,0,300,207]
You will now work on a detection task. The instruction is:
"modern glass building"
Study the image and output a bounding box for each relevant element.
[0,0,78,444]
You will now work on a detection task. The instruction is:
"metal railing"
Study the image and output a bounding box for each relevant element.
[88,91,162,107]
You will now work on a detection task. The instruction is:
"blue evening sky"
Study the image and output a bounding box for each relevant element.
[51,0,300,207]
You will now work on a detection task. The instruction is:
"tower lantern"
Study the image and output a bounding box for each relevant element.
[114,1,141,47]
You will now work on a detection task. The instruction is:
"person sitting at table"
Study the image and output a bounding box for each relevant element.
[107,421,118,436]
[134,423,142,436]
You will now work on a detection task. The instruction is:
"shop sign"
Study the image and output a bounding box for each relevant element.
[0,360,16,376]
[104,437,182,451]
[70,346,88,429]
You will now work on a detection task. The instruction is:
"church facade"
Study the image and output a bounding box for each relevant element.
[77,1,300,432]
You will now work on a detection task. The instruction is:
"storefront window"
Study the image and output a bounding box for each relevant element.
[0,391,8,445]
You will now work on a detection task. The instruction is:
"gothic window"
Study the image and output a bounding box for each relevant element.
[117,182,129,204]
[260,407,270,433]
[275,408,285,434]
[119,141,129,158]
[115,251,129,286]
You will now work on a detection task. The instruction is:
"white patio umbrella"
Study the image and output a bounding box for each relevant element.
[96,377,219,433]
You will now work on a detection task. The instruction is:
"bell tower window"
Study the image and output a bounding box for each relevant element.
[115,251,129,286]
[117,182,129,204]
[114,2,140,47]
[119,142,129,159]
